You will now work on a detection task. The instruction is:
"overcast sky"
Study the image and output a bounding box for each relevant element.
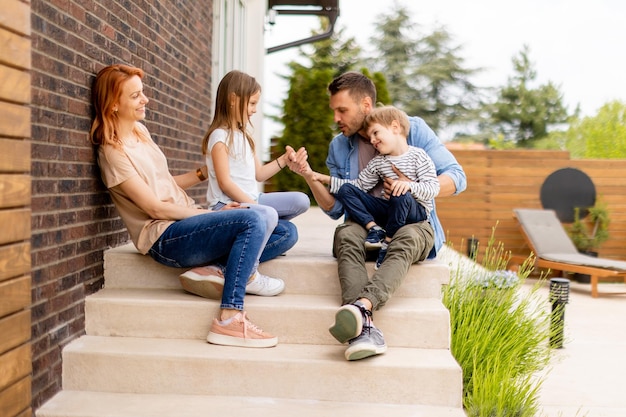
[263,0,626,143]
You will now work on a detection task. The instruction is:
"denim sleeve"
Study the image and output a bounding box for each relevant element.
[408,117,467,195]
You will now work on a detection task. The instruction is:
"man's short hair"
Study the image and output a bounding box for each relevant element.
[328,71,377,104]
[364,105,410,137]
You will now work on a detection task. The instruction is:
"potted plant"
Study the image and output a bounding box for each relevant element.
[567,199,610,282]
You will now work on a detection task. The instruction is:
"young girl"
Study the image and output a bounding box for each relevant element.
[91,64,281,348]
[201,70,310,257]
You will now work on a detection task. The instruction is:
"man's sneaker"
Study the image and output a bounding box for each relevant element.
[364,226,386,249]
[207,311,278,348]
[179,265,224,300]
[374,242,389,270]
[329,301,371,343]
[344,324,387,361]
[246,271,285,296]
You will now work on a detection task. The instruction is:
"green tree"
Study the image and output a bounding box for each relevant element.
[271,22,391,197]
[367,2,483,135]
[366,4,416,109]
[563,100,626,158]
[413,26,484,133]
[272,63,336,195]
[486,45,569,146]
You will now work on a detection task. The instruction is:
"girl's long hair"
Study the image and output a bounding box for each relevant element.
[202,70,260,156]
[90,64,146,148]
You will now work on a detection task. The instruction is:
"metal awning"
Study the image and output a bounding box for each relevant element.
[266,0,340,54]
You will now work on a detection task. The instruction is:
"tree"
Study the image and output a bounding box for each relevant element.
[271,22,391,197]
[366,4,416,110]
[486,45,569,146]
[367,2,483,135]
[563,100,626,158]
[413,26,484,133]
[272,62,336,195]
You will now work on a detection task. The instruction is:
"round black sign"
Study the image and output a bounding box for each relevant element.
[540,167,596,223]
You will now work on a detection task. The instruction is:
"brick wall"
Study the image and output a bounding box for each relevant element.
[30,1,214,409]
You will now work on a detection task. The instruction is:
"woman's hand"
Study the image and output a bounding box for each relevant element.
[216,201,252,211]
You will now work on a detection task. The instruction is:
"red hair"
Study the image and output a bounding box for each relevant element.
[90,64,145,148]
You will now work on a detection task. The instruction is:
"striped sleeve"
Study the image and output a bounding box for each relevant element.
[329,156,386,194]
[405,147,439,212]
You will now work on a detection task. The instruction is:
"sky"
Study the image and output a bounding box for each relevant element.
[262,0,626,143]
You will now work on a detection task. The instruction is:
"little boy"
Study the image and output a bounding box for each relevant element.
[315,105,439,269]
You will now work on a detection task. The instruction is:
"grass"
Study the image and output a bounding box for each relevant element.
[442,227,558,417]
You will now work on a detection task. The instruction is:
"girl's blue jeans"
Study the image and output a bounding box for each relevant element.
[148,209,268,311]
[256,191,308,261]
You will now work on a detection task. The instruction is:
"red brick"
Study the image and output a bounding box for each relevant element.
[30,1,214,409]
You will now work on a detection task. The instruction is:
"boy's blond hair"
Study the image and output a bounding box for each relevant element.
[364,105,410,137]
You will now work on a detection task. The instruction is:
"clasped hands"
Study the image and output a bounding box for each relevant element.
[283,146,411,198]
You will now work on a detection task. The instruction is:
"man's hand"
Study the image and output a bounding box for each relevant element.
[387,180,411,197]
[383,164,411,197]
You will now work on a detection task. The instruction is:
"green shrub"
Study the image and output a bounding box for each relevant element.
[443,230,555,417]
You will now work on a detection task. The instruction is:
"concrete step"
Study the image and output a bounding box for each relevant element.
[60,336,463,407]
[103,243,449,299]
[36,390,467,417]
[38,209,465,416]
[85,288,451,349]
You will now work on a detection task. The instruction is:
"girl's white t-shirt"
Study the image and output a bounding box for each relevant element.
[205,128,259,207]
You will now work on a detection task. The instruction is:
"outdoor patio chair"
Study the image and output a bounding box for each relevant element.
[513,208,626,298]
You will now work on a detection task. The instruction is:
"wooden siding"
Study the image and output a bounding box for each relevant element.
[0,1,32,417]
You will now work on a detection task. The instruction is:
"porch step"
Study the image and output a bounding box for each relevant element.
[37,390,468,417]
[103,243,449,299]
[60,336,462,407]
[85,288,452,348]
[37,208,465,417]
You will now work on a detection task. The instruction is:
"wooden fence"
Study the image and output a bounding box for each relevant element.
[436,149,626,263]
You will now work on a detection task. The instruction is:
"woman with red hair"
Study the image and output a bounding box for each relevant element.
[90,64,284,348]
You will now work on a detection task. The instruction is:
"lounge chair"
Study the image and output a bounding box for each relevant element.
[513,208,626,297]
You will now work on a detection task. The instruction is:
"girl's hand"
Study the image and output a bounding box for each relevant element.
[285,146,308,174]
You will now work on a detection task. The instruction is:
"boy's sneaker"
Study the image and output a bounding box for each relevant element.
[246,271,285,296]
[374,242,389,270]
[329,301,371,343]
[344,323,387,361]
[179,265,224,300]
[364,226,386,249]
[207,311,278,348]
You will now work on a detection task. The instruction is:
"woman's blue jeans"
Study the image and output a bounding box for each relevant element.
[148,209,267,310]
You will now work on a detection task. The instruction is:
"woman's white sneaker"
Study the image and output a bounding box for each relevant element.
[246,271,285,296]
